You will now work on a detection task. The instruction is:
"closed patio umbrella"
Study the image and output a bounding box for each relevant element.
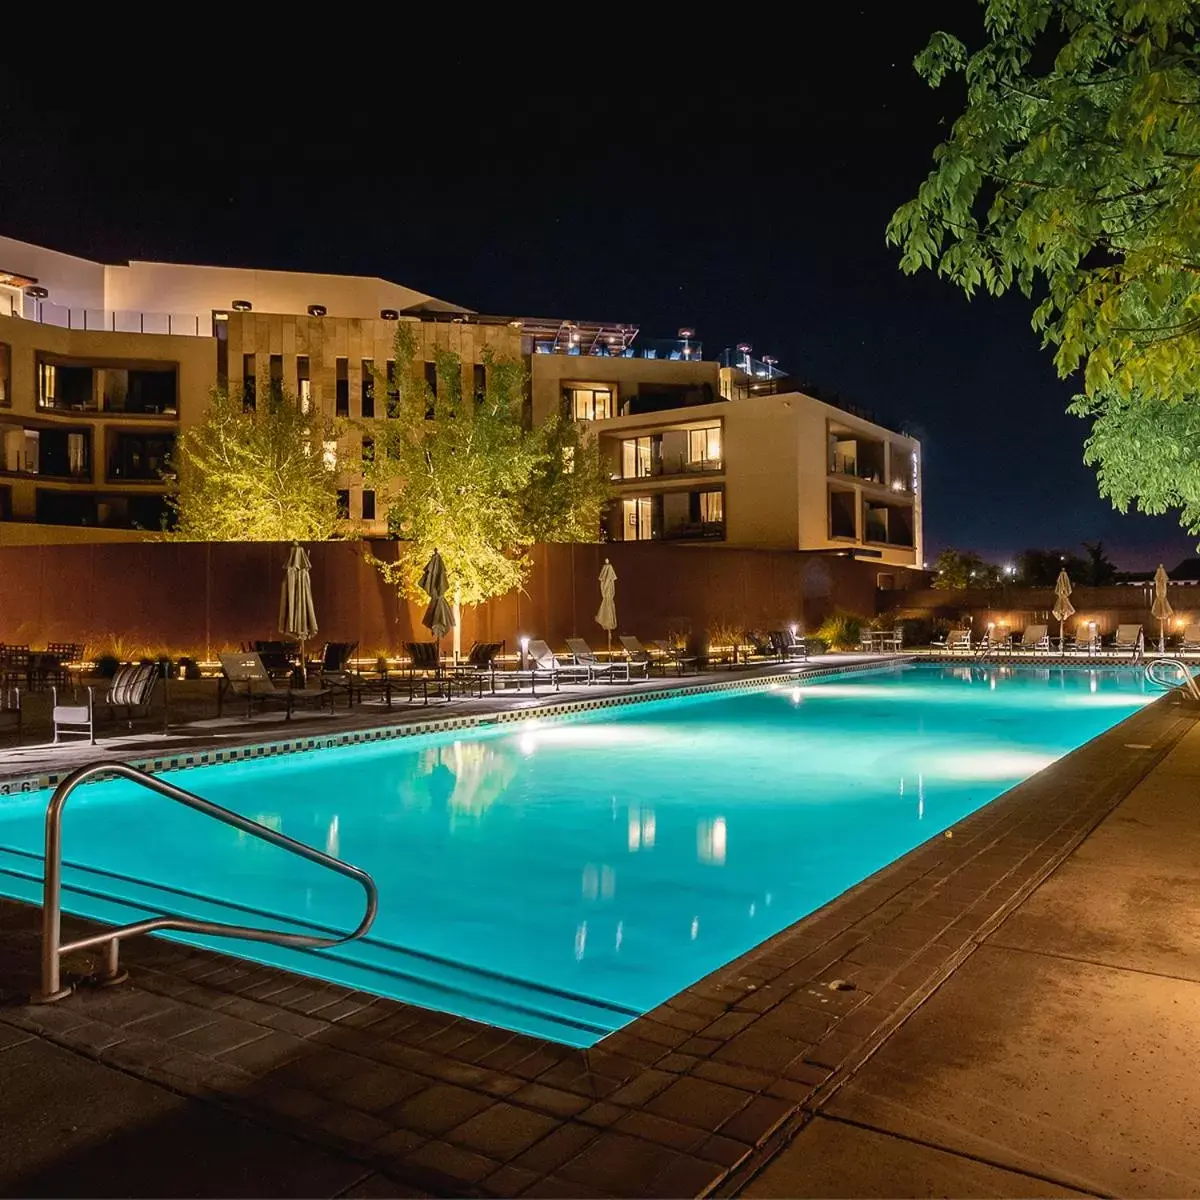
[596,558,618,657]
[1152,562,1173,654]
[419,549,454,660]
[279,543,319,683]
[1052,568,1075,652]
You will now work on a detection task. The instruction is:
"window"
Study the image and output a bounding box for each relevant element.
[297,356,311,413]
[242,354,256,410]
[269,354,283,401]
[698,490,723,523]
[687,426,722,467]
[336,489,350,520]
[335,357,349,417]
[361,435,375,464]
[215,316,228,390]
[361,489,376,521]
[621,436,654,479]
[386,360,399,417]
[323,440,338,470]
[563,386,613,421]
[361,358,375,418]
[621,497,656,541]
[38,361,56,407]
[423,361,437,419]
[473,363,486,398]
[0,343,9,407]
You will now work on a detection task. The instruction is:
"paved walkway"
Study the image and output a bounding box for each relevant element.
[744,722,1200,1198]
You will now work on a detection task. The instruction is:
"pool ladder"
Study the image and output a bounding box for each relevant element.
[32,760,379,1003]
[1145,657,1200,702]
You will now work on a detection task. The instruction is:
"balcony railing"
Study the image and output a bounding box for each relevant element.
[19,302,206,337]
[614,456,724,482]
[663,520,725,541]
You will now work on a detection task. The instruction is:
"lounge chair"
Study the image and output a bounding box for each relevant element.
[52,663,160,744]
[218,652,333,720]
[1014,625,1049,654]
[620,634,666,674]
[977,628,1011,656]
[446,641,504,697]
[528,640,590,685]
[743,631,777,661]
[769,630,809,661]
[1112,624,1144,658]
[1070,627,1097,656]
[0,686,21,744]
[931,629,970,653]
[566,637,644,681]
[249,639,299,684]
[1180,625,1200,653]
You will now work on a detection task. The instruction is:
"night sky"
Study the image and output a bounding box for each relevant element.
[1,14,1193,571]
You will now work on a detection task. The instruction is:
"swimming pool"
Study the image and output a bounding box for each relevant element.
[0,663,1157,1046]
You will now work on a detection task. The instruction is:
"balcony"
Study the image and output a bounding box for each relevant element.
[37,361,179,417]
[107,432,174,483]
[609,488,725,543]
[0,422,91,481]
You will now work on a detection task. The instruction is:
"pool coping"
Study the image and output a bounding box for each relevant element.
[0,656,910,797]
[0,671,1193,1197]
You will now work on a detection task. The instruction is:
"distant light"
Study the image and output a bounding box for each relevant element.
[307,304,327,318]
[231,299,252,312]
[25,285,48,299]
[677,327,695,339]
[1005,564,1015,575]
[380,308,399,320]
[736,342,753,353]
[789,623,798,636]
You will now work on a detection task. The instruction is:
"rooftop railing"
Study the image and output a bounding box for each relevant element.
[15,300,207,338]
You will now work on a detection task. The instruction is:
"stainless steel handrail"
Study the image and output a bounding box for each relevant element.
[34,761,378,1002]
[1145,657,1200,701]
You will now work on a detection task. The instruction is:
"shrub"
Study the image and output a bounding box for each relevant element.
[94,654,121,678]
[816,612,866,651]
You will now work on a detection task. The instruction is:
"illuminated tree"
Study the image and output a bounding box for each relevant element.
[364,325,610,630]
[889,1,1200,534]
[168,385,340,541]
[931,548,1001,589]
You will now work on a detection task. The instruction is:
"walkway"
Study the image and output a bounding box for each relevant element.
[743,721,1200,1197]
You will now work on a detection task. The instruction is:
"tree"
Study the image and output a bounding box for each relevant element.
[1016,547,1088,586]
[931,548,1002,589]
[888,2,1200,534]
[364,326,610,638]
[168,385,340,541]
[1081,538,1118,584]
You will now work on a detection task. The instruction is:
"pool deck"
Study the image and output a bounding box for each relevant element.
[0,662,1197,1196]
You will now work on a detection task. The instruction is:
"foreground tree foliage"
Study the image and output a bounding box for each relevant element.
[168,386,340,541]
[364,326,610,615]
[889,1,1200,532]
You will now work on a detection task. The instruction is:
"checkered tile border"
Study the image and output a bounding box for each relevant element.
[0,657,912,797]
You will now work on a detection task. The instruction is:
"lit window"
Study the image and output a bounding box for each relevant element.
[323,440,338,469]
[687,426,721,467]
[621,437,653,479]
[297,356,310,413]
[564,386,613,421]
[699,491,723,522]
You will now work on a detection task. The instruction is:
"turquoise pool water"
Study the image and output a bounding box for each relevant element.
[0,663,1156,1046]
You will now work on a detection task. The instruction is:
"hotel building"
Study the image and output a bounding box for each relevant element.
[0,236,920,568]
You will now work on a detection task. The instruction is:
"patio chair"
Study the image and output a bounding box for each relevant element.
[249,639,299,683]
[0,645,31,689]
[43,642,82,688]
[975,628,1011,657]
[1014,625,1050,654]
[316,640,359,707]
[1180,625,1200,653]
[619,634,665,674]
[218,652,333,720]
[1112,624,1144,658]
[52,663,160,744]
[743,631,777,661]
[565,637,643,682]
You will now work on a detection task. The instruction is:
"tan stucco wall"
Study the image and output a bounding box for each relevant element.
[594,389,922,563]
[529,355,720,426]
[106,262,465,329]
[0,236,107,310]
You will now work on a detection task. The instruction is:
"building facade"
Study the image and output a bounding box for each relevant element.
[0,235,921,567]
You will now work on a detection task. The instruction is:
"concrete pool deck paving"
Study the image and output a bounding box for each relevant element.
[0,663,1196,1196]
